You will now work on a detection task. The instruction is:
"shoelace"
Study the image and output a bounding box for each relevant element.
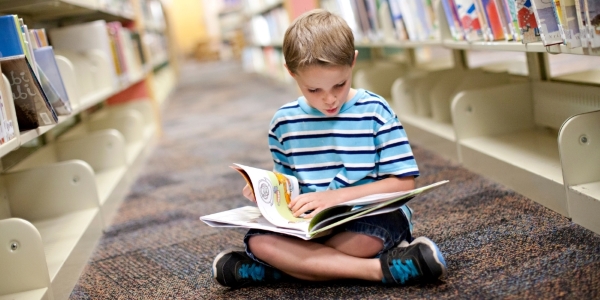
[390,259,419,284]
[238,263,265,281]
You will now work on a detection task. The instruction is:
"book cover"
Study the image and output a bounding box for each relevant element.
[481,0,507,40]
[200,164,448,240]
[517,0,543,43]
[560,0,583,47]
[531,0,567,45]
[584,0,600,47]
[33,46,72,115]
[454,0,486,41]
[441,0,466,40]
[0,55,58,131]
[0,15,25,57]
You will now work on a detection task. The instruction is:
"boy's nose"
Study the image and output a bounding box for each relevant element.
[324,93,336,105]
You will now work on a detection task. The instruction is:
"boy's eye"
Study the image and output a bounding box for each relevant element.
[335,82,346,88]
[308,89,318,93]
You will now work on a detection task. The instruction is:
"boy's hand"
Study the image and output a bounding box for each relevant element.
[288,190,340,219]
[242,184,256,203]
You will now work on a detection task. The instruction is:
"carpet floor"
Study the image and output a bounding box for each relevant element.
[70,60,600,299]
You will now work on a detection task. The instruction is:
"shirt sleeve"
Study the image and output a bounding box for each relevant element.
[374,117,419,178]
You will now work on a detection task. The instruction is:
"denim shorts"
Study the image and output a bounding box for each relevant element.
[243,206,414,267]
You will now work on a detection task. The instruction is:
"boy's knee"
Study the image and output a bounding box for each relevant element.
[247,234,275,257]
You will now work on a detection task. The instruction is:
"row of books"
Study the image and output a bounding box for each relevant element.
[246,6,290,46]
[442,0,600,48]
[320,0,440,43]
[0,14,151,139]
[0,14,64,137]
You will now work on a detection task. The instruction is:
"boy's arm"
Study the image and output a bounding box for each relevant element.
[288,176,415,218]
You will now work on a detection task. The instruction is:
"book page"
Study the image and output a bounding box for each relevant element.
[232,164,307,229]
[201,206,311,239]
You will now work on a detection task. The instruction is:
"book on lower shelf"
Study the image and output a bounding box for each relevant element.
[200,164,448,240]
[0,55,58,131]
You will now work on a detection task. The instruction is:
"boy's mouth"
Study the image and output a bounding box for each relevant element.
[325,107,338,114]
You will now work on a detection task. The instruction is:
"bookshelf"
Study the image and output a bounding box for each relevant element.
[0,0,175,299]
[238,0,600,236]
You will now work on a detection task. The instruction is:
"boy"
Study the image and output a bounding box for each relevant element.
[212,9,447,288]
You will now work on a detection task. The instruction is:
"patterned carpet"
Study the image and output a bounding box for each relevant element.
[71,61,600,299]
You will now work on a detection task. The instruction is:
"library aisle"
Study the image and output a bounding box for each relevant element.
[68,60,600,299]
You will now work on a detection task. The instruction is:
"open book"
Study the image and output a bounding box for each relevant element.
[200,164,448,240]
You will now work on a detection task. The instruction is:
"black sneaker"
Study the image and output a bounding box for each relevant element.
[380,237,447,285]
[212,247,284,288]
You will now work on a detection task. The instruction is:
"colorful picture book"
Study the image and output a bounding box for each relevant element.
[531,0,566,45]
[200,164,448,240]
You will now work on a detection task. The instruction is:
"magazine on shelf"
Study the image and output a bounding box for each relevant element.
[583,0,600,47]
[531,0,566,45]
[560,0,583,48]
[33,46,72,115]
[200,164,448,240]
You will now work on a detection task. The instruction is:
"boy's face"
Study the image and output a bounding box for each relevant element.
[287,51,357,116]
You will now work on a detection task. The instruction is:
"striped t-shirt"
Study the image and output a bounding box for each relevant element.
[268,88,419,194]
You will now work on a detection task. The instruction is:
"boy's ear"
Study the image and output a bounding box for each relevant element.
[351,50,358,68]
[284,64,295,77]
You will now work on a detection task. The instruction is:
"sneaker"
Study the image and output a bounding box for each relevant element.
[212,247,284,288]
[380,237,447,285]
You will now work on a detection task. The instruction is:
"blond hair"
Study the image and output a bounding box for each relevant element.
[283,9,355,74]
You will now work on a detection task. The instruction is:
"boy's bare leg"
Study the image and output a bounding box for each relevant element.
[248,232,384,281]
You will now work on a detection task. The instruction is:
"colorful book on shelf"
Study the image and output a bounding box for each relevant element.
[441,0,466,40]
[364,0,383,41]
[421,0,440,40]
[387,0,409,40]
[502,0,523,41]
[0,55,58,131]
[454,0,486,41]
[516,0,543,43]
[575,0,589,46]
[495,0,516,40]
[200,164,449,240]
[107,22,128,76]
[18,19,39,79]
[354,0,375,42]
[584,0,600,47]
[33,47,72,115]
[397,0,432,41]
[560,0,583,47]
[0,15,25,57]
[480,0,506,40]
[530,0,566,45]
